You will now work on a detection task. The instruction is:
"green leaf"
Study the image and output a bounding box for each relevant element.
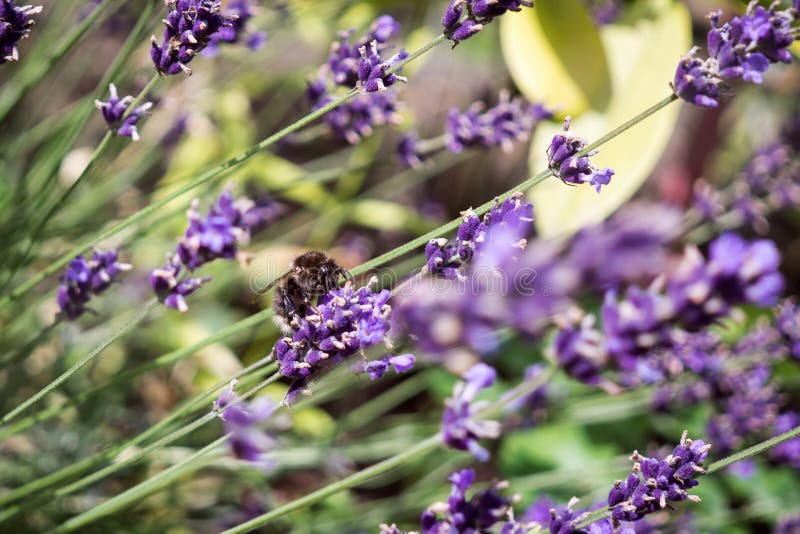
[525,1,690,237]
[499,0,612,115]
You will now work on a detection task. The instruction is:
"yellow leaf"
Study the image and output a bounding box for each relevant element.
[528,2,690,238]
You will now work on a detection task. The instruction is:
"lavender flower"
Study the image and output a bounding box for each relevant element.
[57,248,131,320]
[317,91,399,145]
[0,1,42,64]
[668,232,784,328]
[446,91,553,153]
[550,308,608,387]
[775,298,800,360]
[441,363,501,461]
[274,277,394,403]
[213,381,284,471]
[94,84,153,141]
[547,118,614,192]
[423,192,534,279]
[397,132,425,168]
[522,496,613,533]
[357,40,407,93]
[202,0,266,57]
[608,431,710,524]
[150,0,233,76]
[354,353,416,380]
[775,514,800,534]
[419,468,513,533]
[673,3,798,107]
[149,255,211,313]
[151,190,274,312]
[309,16,404,142]
[443,0,534,46]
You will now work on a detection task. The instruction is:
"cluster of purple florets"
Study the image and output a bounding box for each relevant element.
[608,432,710,524]
[94,84,153,141]
[308,16,405,143]
[381,468,515,534]
[673,2,797,108]
[273,278,403,403]
[213,381,285,471]
[547,118,614,193]
[398,92,552,167]
[441,363,501,461]
[57,249,131,320]
[442,0,534,45]
[150,0,233,76]
[0,0,41,64]
[150,190,273,312]
[202,0,266,57]
[423,192,534,280]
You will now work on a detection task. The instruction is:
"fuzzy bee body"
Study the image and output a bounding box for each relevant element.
[271,251,349,334]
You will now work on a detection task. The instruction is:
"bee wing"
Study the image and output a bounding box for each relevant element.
[250,269,292,303]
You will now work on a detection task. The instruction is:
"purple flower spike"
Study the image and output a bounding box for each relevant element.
[419,468,512,533]
[441,363,501,461]
[57,249,132,320]
[150,0,234,76]
[608,431,710,524]
[550,307,608,386]
[776,299,800,360]
[202,0,266,57]
[95,84,153,141]
[445,91,552,154]
[149,255,211,313]
[356,353,416,380]
[357,40,407,93]
[0,1,43,64]
[274,277,394,403]
[213,381,284,471]
[673,3,797,107]
[547,117,615,192]
[442,0,534,45]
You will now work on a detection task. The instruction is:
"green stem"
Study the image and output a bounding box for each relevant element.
[52,437,227,534]
[221,435,444,534]
[0,299,158,424]
[0,358,275,510]
[0,0,123,123]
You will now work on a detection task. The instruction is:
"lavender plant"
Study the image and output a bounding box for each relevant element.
[1,1,799,533]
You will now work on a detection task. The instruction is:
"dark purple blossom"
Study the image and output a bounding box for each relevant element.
[608,431,710,524]
[566,202,681,290]
[522,496,613,533]
[770,412,800,470]
[213,381,284,471]
[423,192,534,279]
[357,40,407,93]
[550,308,608,387]
[445,91,553,153]
[547,118,615,192]
[202,0,266,57]
[775,298,800,360]
[775,514,800,534]
[150,0,233,76]
[419,468,512,533]
[150,190,275,312]
[354,353,416,380]
[94,84,153,141]
[274,278,394,403]
[325,15,401,88]
[443,0,534,45]
[397,132,425,167]
[0,1,42,64]
[57,248,132,320]
[673,3,797,107]
[441,363,501,461]
[316,91,400,145]
[149,255,211,313]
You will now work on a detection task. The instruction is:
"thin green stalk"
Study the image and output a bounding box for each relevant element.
[0,307,276,440]
[0,34,451,309]
[222,434,443,534]
[0,0,123,123]
[0,358,275,509]
[52,437,227,534]
[0,299,158,424]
